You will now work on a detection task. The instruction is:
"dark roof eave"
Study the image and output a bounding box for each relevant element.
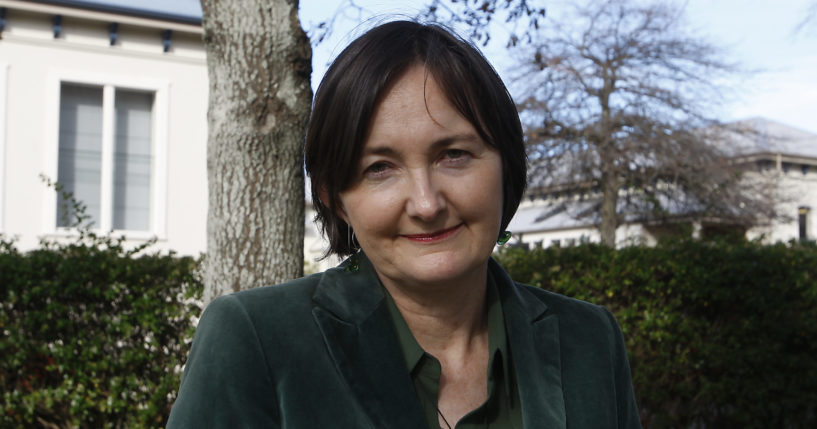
[26,0,202,26]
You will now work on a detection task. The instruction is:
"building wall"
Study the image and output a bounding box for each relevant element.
[0,7,208,255]
[509,222,649,249]
[746,163,817,242]
[508,157,817,248]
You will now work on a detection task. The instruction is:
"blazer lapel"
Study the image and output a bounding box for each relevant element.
[491,259,567,429]
[312,254,427,429]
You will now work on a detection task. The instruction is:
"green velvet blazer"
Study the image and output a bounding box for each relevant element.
[167,254,641,428]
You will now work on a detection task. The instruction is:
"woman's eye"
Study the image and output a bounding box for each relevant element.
[445,149,466,159]
[364,162,391,177]
[441,149,470,163]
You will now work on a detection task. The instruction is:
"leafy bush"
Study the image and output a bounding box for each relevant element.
[0,184,202,428]
[497,239,817,428]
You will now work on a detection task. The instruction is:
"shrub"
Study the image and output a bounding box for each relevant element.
[0,184,202,428]
[496,239,817,429]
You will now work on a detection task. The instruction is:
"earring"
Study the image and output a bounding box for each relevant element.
[347,224,357,251]
[496,231,512,245]
[345,224,360,272]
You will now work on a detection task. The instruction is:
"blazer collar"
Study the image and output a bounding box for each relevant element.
[311,253,427,429]
[490,258,567,429]
[311,253,567,429]
[312,252,385,323]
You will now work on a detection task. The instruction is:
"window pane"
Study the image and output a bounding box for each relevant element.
[57,84,103,227]
[113,89,153,231]
[800,207,809,241]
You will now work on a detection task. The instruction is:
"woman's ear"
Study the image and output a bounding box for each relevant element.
[318,187,349,224]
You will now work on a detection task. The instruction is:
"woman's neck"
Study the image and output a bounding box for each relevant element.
[379,266,489,360]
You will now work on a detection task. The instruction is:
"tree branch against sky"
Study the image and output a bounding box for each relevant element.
[794,0,817,35]
[515,0,776,245]
[307,0,545,48]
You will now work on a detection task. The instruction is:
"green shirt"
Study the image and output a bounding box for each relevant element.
[384,272,524,429]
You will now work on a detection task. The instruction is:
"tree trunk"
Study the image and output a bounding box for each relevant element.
[598,86,618,247]
[599,169,619,247]
[200,0,312,305]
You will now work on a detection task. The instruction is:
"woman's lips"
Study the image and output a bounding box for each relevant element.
[401,224,463,243]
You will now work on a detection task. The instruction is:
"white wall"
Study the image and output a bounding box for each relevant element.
[509,222,649,249]
[746,165,817,243]
[0,8,208,255]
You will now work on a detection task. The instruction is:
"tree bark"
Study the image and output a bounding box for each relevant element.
[200,0,312,304]
[599,170,619,246]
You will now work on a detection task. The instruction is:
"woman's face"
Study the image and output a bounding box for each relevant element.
[337,65,504,289]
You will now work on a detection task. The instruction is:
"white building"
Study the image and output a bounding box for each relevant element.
[0,0,208,255]
[508,118,817,248]
[0,0,332,268]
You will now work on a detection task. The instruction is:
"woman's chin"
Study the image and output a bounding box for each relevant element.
[396,252,488,287]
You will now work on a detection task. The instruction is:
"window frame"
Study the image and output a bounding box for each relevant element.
[43,71,168,240]
[799,206,810,241]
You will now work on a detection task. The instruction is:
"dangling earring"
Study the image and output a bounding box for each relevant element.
[347,224,358,251]
[496,231,512,245]
[345,224,360,272]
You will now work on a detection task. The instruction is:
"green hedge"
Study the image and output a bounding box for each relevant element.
[4,203,814,428]
[0,231,202,428]
[496,239,817,428]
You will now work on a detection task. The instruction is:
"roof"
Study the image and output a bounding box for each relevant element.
[26,0,202,24]
[509,201,599,233]
[720,117,817,159]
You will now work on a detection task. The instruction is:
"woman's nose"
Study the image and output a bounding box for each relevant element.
[404,171,446,221]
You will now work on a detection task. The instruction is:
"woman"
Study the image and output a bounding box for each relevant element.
[168,21,641,428]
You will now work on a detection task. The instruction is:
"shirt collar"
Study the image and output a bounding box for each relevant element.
[384,269,514,400]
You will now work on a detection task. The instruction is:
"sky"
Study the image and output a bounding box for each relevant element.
[299,0,817,134]
[91,0,816,134]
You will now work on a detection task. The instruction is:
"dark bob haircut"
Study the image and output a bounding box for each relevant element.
[305,21,526,257]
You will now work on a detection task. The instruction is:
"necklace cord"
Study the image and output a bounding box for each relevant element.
[437,408,452,429]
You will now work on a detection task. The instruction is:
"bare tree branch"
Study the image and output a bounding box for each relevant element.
[793,1,817,36]
[515,0,774,245]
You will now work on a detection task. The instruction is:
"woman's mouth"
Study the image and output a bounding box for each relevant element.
[401,224,463,243]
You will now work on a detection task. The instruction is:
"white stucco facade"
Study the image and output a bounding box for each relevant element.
[0,0,208,255]
[745,162,817,243]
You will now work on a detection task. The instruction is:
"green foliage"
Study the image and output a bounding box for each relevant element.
[1,182,203,428]
[497,239,817,428]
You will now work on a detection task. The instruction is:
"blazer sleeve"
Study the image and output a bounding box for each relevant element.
[602,307,642,429]
[167,295,280,429]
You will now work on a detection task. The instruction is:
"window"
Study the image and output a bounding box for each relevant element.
[56,82,155,232]
[799,206,810,241]
[782,162,791,174]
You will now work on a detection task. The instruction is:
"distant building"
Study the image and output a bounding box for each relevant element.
[508,118,817,248]
[0,0,208,255]
[0,0,334,269]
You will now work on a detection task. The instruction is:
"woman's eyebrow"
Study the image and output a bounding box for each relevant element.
[432,133,480,147]
[361,133,481,156]
[360,145,398,157]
